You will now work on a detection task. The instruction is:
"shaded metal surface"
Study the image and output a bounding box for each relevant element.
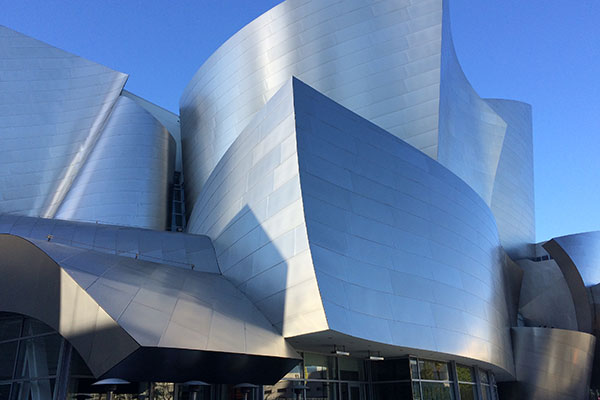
[0,214,218,272]
[509,327,595,400]
[55,96,175,230]
[516,259,578,330]
[0,234,139,377]
[544,239,594,333]
[0,25,127,218]
[188,77,515,376]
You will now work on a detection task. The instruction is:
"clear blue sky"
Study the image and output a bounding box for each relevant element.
[1,0,598,242]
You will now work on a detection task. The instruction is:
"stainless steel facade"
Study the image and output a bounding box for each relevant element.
[508,328,595,400]
[180,0,535,260]
[0,0,596,398]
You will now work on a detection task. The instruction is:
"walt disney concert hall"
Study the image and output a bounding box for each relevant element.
[0,0,598,399]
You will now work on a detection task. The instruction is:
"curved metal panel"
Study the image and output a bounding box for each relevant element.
[516,259,578,330]
[0,25,127,218]
[54,96,175,230]
[438,2,535,259]
[292,78,514,375]
[180,0,535,262]
[509,327,595,400]
[544,239,594,333]
[0,234,139,377]
[0,228,300,381]
[189,78,515,376]
[550,231,600,287]
[180,0,445,212]
[485,99,535,259]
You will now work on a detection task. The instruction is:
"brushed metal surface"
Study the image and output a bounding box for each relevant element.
[509,327,595,400]
[54,96,175,230]
[188,77,515,376]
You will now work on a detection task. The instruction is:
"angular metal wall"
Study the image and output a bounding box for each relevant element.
[54,96,175,230]
[189,78,515,376]
[187,80,329,338]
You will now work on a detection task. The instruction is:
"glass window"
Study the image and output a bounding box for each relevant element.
[22,319,53,337]
[15,334,63,379]
[11,379,56,400]
[412,382,421,400]
[0,341,18,380]
[339,357,364,381]
[283,364,303,379]
[420,382,454,400]
[0,384,10,399]
[371,358,410,382]
[479,370,489,384]
[456,365,475,383]
[371,382,412,400]
[480,385,491,400]
[0,317,22,342]
[304,353,337,380]
[410,359,419,380]
[458,383,477,400]
[418,360,450,381]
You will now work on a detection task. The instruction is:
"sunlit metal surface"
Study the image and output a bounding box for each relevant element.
[188,78,515,376]
[0,214,219,272]
[0,25,127,218]
[549,231,600,287]
[54,96,175,230]
[507,327,595,400]
[180,0,535,262]
[181,0,445,212]
[0,228,299,381]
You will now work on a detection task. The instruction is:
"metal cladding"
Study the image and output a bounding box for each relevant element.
[54,96,175,229]
[0,220,300,383]
[508,327,595,400]
[0,26,127,218]
[0,26,175,230]
[179,0,535,260]
[188,77,515,376]
[0,0,597,396]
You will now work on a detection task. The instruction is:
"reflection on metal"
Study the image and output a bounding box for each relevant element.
[180,0,535,262]
[188,77,515,377]
[507,327,595,400]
